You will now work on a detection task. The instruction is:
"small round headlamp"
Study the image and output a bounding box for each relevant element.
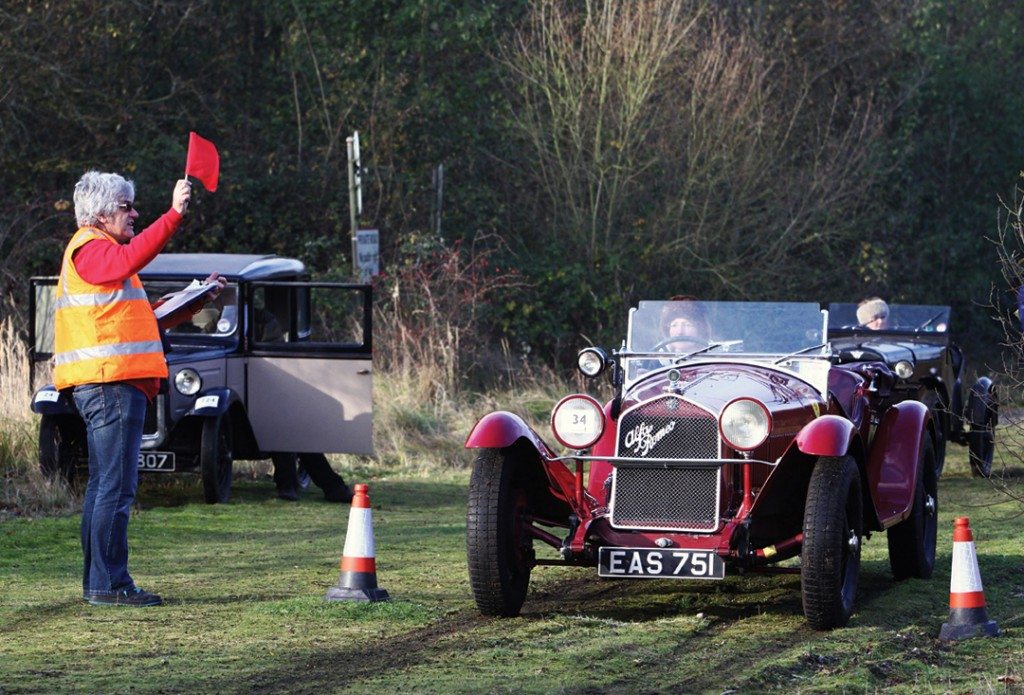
[174,368,202,396]
[551,394,605,450]
[894,360,914,379]
[719,398,771,451]
[577,347,609,378]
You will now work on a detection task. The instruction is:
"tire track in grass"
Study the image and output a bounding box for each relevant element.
[238,564,902,694]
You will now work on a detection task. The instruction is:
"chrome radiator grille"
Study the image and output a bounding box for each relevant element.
[611,397,721,531]
[616,397,719,460]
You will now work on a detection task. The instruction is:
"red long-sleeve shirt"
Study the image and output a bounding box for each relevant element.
[71,208,186,399]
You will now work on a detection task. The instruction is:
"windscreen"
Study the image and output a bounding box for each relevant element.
[827,303,950,334]
[627,301,826,356]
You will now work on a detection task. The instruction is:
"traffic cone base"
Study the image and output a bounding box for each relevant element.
[938,610,999,640]
[325,483,391,603]
[939,517,999,641]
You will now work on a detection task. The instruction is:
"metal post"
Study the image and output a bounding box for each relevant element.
[347,136,359,280]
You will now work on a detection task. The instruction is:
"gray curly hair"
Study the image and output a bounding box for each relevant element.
[73,171,135,227]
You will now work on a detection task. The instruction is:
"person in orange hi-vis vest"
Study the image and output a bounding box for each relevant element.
[56,171,225,607]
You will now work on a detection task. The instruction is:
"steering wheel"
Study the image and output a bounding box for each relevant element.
[650,335,709,352]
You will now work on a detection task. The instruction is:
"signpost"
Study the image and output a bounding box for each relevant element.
[355,229,379,283]
[347,132,363,280]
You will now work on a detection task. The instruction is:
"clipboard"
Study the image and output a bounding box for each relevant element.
[153,280,219,320]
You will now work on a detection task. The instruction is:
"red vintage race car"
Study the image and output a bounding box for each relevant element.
[465,300,938,630]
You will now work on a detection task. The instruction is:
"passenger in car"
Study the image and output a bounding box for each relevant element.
[857,296,890,330]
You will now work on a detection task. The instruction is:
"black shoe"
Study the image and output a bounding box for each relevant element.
[87,587,162,607]
[323,484,353,504]
[277,487,299,501]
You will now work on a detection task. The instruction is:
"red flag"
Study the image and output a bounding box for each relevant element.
[185,131,219,192]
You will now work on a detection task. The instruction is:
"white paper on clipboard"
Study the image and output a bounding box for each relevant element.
[153,279,218,320]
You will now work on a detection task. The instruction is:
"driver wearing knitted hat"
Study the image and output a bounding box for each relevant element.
[658,296,711,351]
[856,296,889,330]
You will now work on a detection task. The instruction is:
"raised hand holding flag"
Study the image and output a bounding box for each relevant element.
[185,132,219,193]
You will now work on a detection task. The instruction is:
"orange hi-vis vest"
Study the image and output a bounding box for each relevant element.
[53,227,167,390]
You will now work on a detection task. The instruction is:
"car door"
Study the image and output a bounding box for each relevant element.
[245,281,373,455]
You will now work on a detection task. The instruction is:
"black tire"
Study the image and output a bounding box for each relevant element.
[38,415,84,486]
[466,448,535,617]
[887,435,938,580]
[801,456,863,630]
[968,410,996,478]
[200,414,233,504]
[920,391,947,479]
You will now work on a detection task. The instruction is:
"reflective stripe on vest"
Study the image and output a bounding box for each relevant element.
[53,340,166,366]
[53,285,148,309]
[53,227,167,390]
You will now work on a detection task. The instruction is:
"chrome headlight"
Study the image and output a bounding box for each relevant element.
[551,394,605,450]
[720,398,771,451]
[577,347,609,378]
[174,368,202,396]
[894,360,914,379]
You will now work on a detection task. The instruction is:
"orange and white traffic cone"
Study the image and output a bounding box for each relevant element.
[325,483,390,602]
[938,517,998,640]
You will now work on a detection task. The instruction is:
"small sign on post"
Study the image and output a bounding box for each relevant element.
[356,229,379,283]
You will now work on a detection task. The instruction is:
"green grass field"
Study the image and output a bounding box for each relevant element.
[1,448,1022,694]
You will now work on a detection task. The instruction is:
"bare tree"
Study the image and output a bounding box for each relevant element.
[501,1,891,300]
[988,189,1024,508]
[503,0,701,265]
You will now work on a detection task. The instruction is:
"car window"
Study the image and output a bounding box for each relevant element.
[250,282,368,349]
[145,281,239,337]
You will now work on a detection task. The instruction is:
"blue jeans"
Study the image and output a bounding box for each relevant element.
[73,382,147,597]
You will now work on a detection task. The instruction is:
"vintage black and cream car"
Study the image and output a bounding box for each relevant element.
[466,300,941,630]
[29,254,373,503]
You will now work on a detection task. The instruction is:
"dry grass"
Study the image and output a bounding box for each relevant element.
[0,312,577,514]
[0,316,77,518]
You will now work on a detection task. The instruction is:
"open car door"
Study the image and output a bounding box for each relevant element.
[246,281,373,455]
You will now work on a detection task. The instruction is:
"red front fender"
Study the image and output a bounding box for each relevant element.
[867,400,931,528]
[465,411,557,459]
[795,415,857,457]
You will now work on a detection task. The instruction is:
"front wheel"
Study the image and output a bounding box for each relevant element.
[887,435,937,580]
[801,456,863,630]
[200,414,233,504]
[466,448,535,617]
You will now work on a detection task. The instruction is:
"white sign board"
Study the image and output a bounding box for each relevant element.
[356,229,379,282]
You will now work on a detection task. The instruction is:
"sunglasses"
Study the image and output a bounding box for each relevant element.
[116,201,137,212]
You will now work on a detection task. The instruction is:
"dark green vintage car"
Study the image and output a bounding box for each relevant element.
[827,302,997,478]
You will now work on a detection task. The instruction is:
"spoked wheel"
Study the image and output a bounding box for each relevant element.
[801,456,863,630]
[887,435,938,580]
[466,448,535,616]
[200,413,234,504]
[38,415,85,487]
[969,409,996,478]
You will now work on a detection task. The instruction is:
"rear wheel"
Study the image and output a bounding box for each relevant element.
[968,411,996,478]
[887,435,937,579]
[801,456,863,630]
[200,414,233,504]
[466,448,535,617]
[38,415,84,487]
